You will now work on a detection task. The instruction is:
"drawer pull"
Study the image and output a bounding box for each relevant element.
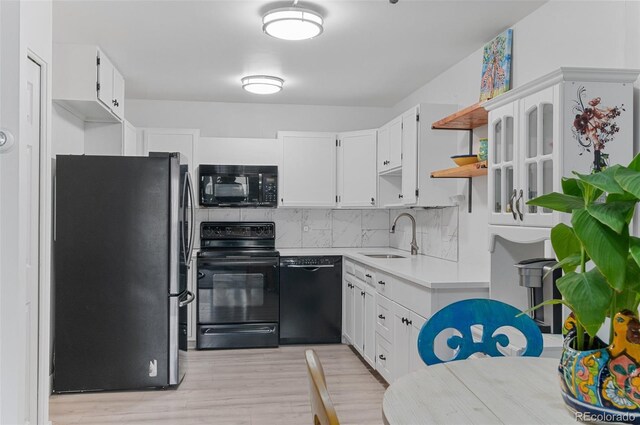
[378,314,385,320]
[378,280,385,286]
[365,273,372,278]
[379,354,386,361]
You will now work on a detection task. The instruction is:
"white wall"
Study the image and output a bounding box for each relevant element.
[125,99,391,138]
[199,137,281,165]
[389,0,640,278]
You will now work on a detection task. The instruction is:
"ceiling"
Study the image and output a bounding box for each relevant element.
[53,0,545,107]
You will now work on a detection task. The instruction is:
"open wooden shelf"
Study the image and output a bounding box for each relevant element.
[431,102,488,130]
[431,161,488,179]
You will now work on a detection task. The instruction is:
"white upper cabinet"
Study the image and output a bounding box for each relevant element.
[379,104,458,207]
[488,101,518,225]
[388,116,403,171]
[279,131,336,207]
[485,68,638,235]
[377,125,390,171]
[142,128,200,173]
[337,130,377,207]
[401,107,419,205]
[378,117,402,173]
[53,44,126,122]
[520,87,557,227]
[96,51,114,111]
[111,68,125,119]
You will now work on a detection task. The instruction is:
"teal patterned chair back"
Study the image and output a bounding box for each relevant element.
[417,298,543,365]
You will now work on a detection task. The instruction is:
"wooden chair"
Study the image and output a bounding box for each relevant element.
[305,349,340,425]
[417,298,543,365]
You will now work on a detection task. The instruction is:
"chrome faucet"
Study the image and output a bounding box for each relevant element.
[390,212,419,256]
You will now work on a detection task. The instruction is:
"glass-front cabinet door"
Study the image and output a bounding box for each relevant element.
[520,87,558,227]
[488,102,519,225]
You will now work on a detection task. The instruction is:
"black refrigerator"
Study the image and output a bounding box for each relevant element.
[53,153,196,392]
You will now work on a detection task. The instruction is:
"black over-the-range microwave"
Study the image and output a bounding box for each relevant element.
[199,165,278,207]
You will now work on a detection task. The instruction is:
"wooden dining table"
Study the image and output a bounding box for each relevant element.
[382,356,576,424]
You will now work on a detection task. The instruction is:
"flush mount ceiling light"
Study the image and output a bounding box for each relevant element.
[241,75,285,94]
[262,1,323,41]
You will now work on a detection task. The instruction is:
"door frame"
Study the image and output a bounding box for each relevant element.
[28,49,52,425]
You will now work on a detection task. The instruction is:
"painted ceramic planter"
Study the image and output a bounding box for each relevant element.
[559,311,640,424]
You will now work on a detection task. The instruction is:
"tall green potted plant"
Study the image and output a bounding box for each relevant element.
[528,153,640,423]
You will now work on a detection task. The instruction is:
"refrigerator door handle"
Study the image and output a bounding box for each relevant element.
[186,171,196,267]
[179,290,195,308]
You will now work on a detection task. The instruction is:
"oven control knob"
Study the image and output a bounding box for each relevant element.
[255,227,264,235]
[214,228,222,235]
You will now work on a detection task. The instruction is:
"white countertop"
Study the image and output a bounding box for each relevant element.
[277,247,489,290]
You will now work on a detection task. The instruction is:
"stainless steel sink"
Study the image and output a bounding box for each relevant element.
[361,253,406,259]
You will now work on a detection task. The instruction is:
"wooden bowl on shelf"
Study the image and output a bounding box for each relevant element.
[451,154,479,167]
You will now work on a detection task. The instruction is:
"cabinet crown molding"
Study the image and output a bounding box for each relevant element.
[483,67,640,111]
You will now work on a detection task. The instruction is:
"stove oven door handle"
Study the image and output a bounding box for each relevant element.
[200,258,279,267]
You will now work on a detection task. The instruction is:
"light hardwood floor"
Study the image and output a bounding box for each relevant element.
[49,344,387,425]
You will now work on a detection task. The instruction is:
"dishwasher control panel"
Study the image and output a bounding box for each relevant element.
[280,256,341,266]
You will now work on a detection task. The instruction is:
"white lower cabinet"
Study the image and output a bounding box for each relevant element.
[343,258,489,384]
[375,335,393,383]
[386,296,427,381]
[409,312,428,372]
[343,275,355,344]
[344,264,377,368]
[363,284,376,366]
[352,278,365,352]
[391,301,411,380]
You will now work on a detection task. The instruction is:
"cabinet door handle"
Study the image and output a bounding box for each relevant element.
[398,194,403,199]
[378,280,385,286]
[365,273,372,278]
[378,314,385,320]
[371,197,375,205]
[379,354,386,361]
[401,317,407,324]
[407,319,412,326]
[508,189,517,220]
[515,189,524,221]
[361,291,365,296]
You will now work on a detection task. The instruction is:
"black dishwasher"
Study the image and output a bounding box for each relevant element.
[279,256,342,344]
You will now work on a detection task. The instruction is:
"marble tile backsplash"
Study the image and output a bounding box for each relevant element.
[195,208,391,250]
[195,207,459,261]
[389,207,459,262]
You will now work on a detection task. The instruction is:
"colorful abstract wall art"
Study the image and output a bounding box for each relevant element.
[479,29,513,102]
